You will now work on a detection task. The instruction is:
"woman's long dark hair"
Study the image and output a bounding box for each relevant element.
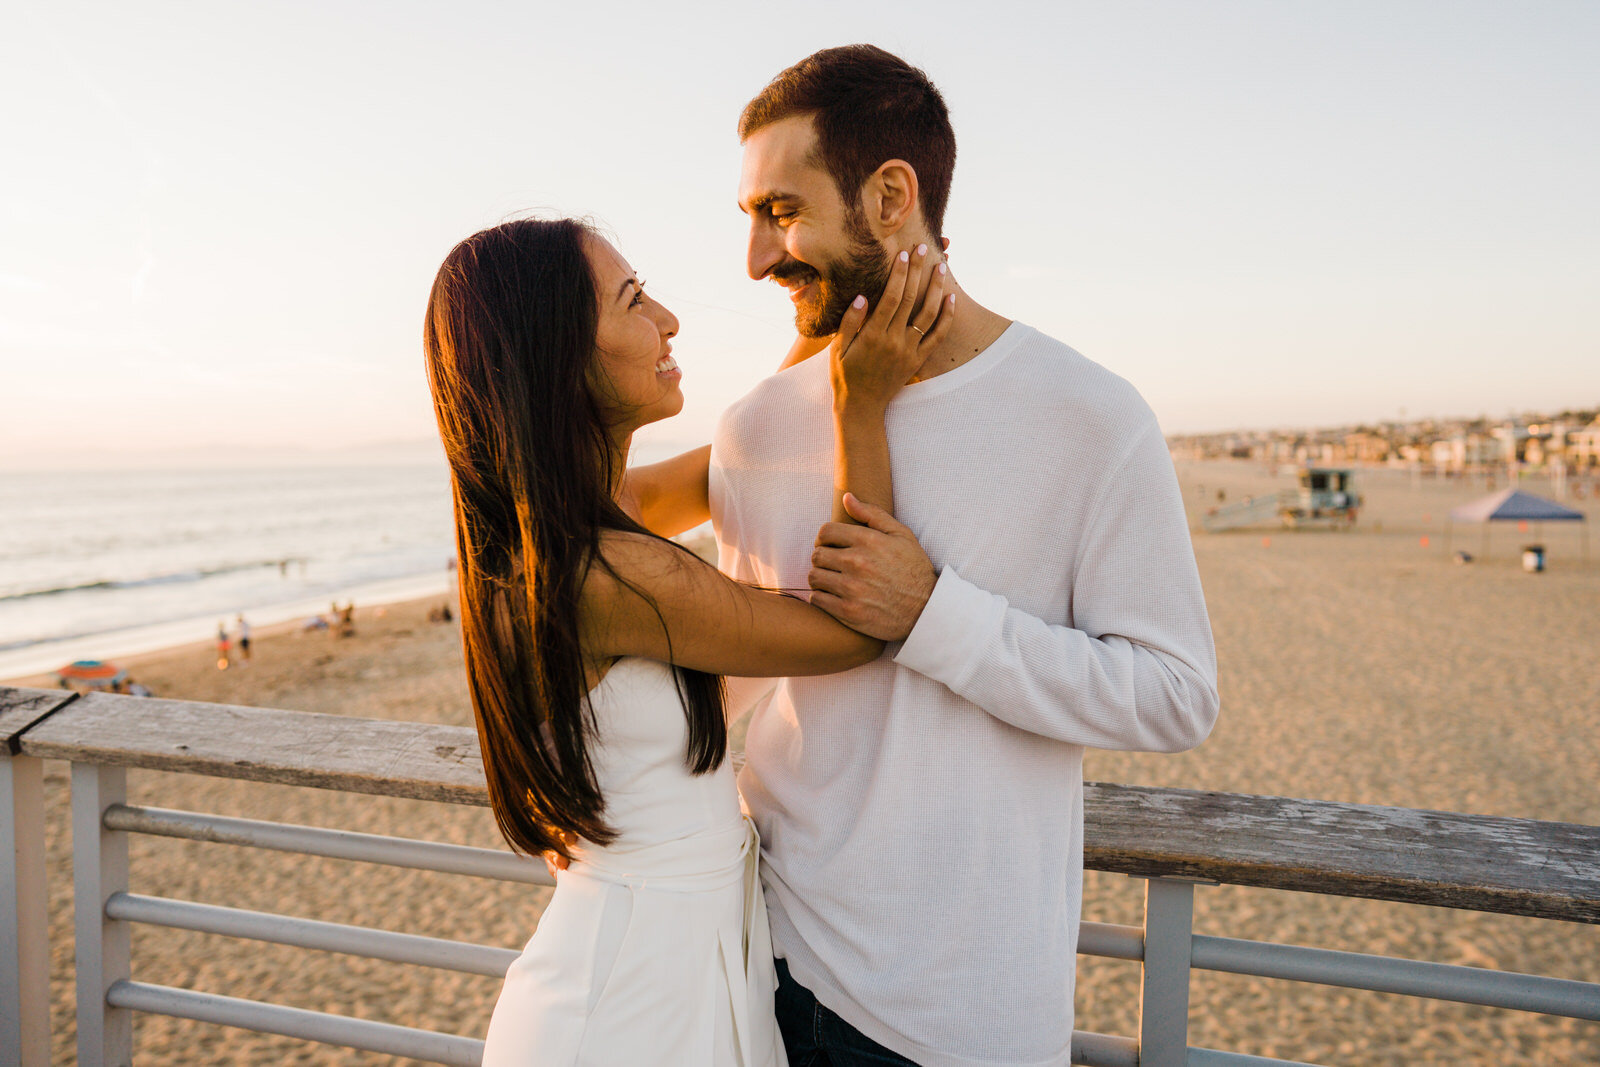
[423,218,725,859]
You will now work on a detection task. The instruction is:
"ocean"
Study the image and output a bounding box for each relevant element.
[0,464,458,681]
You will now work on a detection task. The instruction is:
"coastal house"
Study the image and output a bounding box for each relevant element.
[1463,432,1504,469]
[1343,431,1390,465]
[1490,424,1528,465]
[1569,418,1600,471]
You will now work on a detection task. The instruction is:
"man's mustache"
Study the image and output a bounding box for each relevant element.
[769,260,821,287]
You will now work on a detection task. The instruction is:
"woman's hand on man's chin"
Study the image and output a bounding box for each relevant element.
[829,243,956,415]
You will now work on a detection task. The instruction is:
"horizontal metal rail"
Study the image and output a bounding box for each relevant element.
[1191,934,1600,1021]
[104,803,553,885]
[114,801,1147,963]
[1069,1028,1140,1067]
[105,980,484,1066]
[1187,1049,1319,1067]
[105,892,518,978]
[1078,920,1145,961]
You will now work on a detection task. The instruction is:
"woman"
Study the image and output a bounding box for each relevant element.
[423,218,952,1065]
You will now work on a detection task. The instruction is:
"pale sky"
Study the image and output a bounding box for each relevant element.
[4,1,1597,468]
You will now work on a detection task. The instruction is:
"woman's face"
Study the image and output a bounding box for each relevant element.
[585,235,683,432]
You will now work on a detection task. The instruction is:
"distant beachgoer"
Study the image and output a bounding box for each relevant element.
[216,622,232,669]
[126,679,153,697]
[236,614,252,663]
[339,602,355,638]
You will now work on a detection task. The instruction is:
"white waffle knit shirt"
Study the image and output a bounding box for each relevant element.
[710,322,1219,1067]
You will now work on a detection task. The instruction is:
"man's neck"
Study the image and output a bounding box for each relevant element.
[908,281,1011,383]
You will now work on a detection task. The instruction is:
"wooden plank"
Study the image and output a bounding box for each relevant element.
[8,687,1595,923]
[16,691,487,806]
[0,688,78,753]
[1084,782,1600,925]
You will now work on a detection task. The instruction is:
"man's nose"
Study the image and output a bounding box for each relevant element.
[747,223,783,281]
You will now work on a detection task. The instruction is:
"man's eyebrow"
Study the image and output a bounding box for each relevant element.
[740,192,800,215]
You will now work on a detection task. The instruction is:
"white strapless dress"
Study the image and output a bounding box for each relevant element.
[481,657,787,1067]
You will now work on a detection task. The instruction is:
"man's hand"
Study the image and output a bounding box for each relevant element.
[809,493,938,641]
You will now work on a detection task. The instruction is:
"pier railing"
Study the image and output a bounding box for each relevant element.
[3,685,1597,1067]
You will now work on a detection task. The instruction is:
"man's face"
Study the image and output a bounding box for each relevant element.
[739,115,892,338]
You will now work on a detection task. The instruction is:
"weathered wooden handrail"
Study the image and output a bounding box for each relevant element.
[7,686,1599,924]
[5,683,1599,1066]
[13,688,486,804]
[1084,784,1600,924]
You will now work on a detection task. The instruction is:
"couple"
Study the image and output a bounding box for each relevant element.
[423,45,1218,1067]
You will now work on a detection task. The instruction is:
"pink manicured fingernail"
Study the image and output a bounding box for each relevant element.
[916,243,927,256]
[938,263,948,275]
[898,250,909,263]
[948,294,956,305]
[853,295,866,308]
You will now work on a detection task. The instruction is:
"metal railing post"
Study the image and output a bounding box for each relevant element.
[1,750,50,1066]
[74,762,132,1066]
[1138,877,1197,1067]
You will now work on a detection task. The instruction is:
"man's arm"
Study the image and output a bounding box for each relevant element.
[810,422,1218,752]
[621,445,711,537]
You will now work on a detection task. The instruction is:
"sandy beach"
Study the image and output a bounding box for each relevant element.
[13,461,1599,1065]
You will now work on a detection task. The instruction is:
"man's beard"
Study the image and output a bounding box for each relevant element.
[775,209,893,339]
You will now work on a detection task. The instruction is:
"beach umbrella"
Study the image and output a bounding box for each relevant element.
[1446,489,1588,559]
[55,659,128,690]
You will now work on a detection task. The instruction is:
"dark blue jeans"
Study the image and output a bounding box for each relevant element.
[774,958,922,1066]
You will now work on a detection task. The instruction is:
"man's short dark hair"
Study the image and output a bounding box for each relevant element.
[739,44,956,240]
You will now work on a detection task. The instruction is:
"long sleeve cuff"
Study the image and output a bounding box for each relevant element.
[894,565,1005,692]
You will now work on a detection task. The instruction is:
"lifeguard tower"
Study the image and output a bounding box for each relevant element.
[1202,467,1361,532]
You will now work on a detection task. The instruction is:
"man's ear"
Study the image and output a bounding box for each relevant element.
[862,159,919,237]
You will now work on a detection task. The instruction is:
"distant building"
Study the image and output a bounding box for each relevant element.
[1344,432,1390,464]
[1570,418,1600,471]
[1167,408,1596,471]
[1490,424,1529,465]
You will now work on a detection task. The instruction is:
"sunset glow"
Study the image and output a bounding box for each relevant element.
[5,1,1597,468]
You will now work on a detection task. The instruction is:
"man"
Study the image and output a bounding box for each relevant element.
[713,45,1219,1066]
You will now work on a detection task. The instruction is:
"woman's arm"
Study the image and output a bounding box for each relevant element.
[582,531,882,676]
[620,445,710,537]
[829,245,956,524]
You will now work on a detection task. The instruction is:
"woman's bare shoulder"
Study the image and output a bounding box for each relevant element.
[584,530,710,604]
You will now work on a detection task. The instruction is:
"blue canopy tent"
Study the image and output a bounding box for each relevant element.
[1447,489,1588,560]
